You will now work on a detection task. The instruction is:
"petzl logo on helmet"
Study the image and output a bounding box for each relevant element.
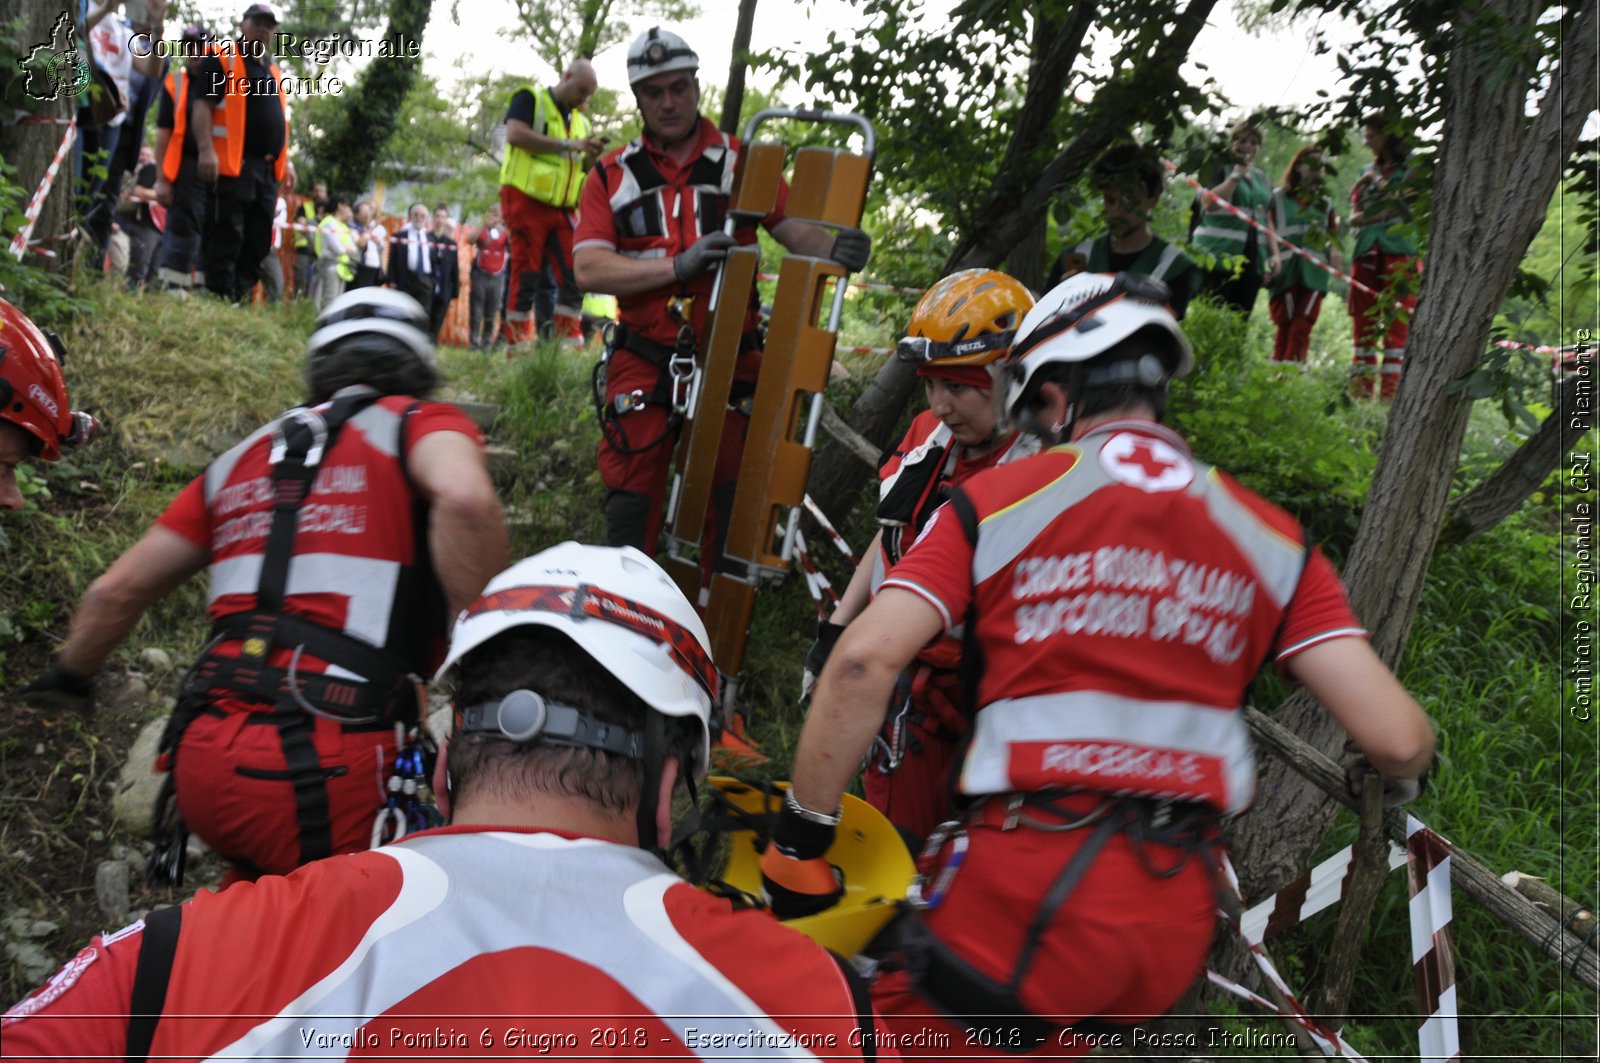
[28,382,59,418]
[19,13,89,103]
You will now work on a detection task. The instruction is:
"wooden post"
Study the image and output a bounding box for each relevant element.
[1315,773,1391,1022]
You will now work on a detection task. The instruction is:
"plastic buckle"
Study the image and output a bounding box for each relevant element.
[613,389,647,415]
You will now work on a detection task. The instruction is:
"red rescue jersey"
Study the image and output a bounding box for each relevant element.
[871,411,1037,672]
[573,117,788,347]
[156,391,483,680]
[473,225,509,274]
[4,828,888,1061]
[883,420,1365,813]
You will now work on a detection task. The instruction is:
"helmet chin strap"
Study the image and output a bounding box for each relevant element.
[635,709,668,855]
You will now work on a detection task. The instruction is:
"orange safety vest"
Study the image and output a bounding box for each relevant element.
[160,65,190,182]
[207,44,289,183]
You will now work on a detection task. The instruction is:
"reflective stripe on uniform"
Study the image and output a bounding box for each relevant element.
[959,690,1255,811]
[182,833,835,1060]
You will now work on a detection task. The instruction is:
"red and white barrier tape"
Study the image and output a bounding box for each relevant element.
[1203,969,1369,1059]
[1162,159,1378,297]
[802,493,859,566]
[11,112,76,126]
[9,116,77,261]
[1216,853,1355,1056]
[791,531,837,620]
[1240,840,1409,945]
[1227,815,1460,1062]
[1406,816,1460,1062]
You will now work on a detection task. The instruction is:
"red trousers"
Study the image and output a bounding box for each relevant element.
[870,796,1217,1058]
[1348,253,1420,398]
[598,345,759,560]
[500,186,581,343]
[174,701,395,879]
[1268,286,1325,364]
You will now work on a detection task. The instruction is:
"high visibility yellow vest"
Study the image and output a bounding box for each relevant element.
[321,217,354,281]
[499,85,592,208]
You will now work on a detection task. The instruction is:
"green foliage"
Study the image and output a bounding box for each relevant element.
[311,0,434,199]
[0,161,90,326]
[471,0,699,75]
[1168,300,1379,555]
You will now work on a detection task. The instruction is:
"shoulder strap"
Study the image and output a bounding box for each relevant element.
[124,905,184,1063]
[828,950,876,1062]
[257,391,380,610]
[946,488,984,716]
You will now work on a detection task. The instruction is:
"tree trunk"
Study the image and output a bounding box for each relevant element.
[1440,366,1593,544]
[808,0,1218,521]
[719,0,760,135]
[1,2,78,276]
[1227,0,1599,903]
[318,0,434,199]
[1006,211,1050,292]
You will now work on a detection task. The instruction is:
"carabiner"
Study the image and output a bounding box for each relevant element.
[908,821,969,910]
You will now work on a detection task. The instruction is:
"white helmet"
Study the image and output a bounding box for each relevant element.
[308,287,434,367]
[437,542,718,776]
[627,27,699,86]
[1002,271,1193,420]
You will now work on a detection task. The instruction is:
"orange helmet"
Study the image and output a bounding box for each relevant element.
[896,268,1035,368]
[0,299,92,462]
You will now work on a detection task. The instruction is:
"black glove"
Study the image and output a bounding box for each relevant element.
[759,789,844,920]
[800,619,846,702]
[673,231,737,283]
[1344,755,1428,808]
[19,660,95,714]
[829,227,871,272]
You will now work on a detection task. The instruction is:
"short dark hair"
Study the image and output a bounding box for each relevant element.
[448,628,699,815]
[1090,142,1165,200]
[434,202,450,213]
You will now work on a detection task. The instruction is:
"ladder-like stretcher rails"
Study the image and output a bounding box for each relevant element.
[661,109,875,716]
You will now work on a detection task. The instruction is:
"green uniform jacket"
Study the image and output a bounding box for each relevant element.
[1351,160,1420,257]
[1268,188,1339,295]
[1192,164,1272,269]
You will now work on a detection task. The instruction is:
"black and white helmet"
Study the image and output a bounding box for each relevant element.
[305,288,437,402]
[626,27,698,86]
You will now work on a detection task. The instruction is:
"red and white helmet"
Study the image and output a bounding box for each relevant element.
[437,542,718,775]
[0,298,93,462]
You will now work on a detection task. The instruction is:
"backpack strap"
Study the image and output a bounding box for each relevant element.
[124,905,184,1063]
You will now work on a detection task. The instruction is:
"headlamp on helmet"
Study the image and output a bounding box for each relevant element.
[627,27,699,86]
[899,269,1034,370]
